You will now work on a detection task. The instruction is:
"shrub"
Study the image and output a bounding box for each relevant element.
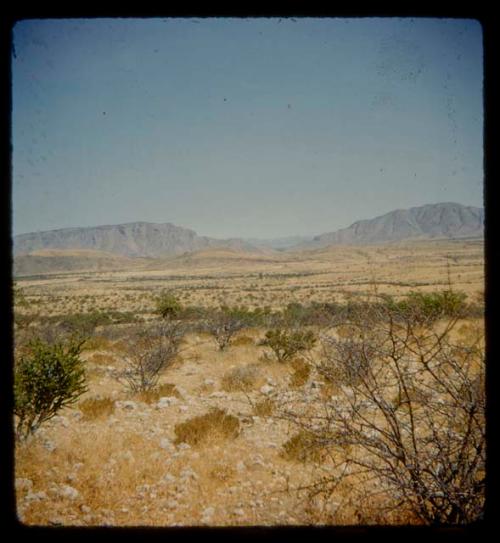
[391,290,468,322]
[206,307,245,351]
[136,382,182,404]
[155,291,182,319]
[174,408,240,447]
[14,337,88,440]
[117,321,185,392]
[259,328,317,362]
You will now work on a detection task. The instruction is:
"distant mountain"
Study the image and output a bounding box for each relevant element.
[293,203,484,250]
[13,221,258,258]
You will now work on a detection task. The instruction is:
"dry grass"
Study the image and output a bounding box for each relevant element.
[281,430,326,463]
[173,408,240,447]
[79,397,115,421]
[231,335,255,347]
[253,398,276,417]
[135,383,182,404]
[221,364,261,392]
[289,357,311,388]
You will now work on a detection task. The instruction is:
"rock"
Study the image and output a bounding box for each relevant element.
[178,405,189,413]
[165,499,179,509]
[236,461,246,472]
[177,443,191,451]
[260,385,274,395]
[180,468,198,481]
[204,379,216,386]
[233,508,245,516]
[209,391,225,398]
[25,491,48,502]
[117,400,137,410]
[202,506,215,517]
[15,478,33,492]
[59,484,80,500]
[157,396,178,408]
[162,474,176,484]
[160,438,174,450]
[80,505,91,514]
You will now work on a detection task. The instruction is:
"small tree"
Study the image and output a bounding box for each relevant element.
[260,328,317,362]
[118,321,185,392]
[206,307,245,351]
[155,291,182,320]
[14,337,88,440]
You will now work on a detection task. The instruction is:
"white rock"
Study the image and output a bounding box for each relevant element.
[178,405,189,413]
[160,438,173,450]
[165,499,179,509]
[209,391,225,398]
[202,506,215,517]
[25,491,47,502]
[260,385,274,395]
[180,468,198,480]
[162,474,176,484]
[15,478,33,492]
[236,461,246,472]
[204,379,216,386]
[80,505,91,514]
[59,484,79,500]
[177,442,191,451]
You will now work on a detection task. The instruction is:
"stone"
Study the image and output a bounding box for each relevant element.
[160,438,173,450]
[15,478,33,492]
[204,379,216,386]
[42,439,56,452]
[117,400,137,410]
[236,461,246,472]
[177,442,191,451]
[209,391,225,398]
[260,385,274,395]
[178,405,189,413]
[25,491,48,502]
[59,484,80,500]
[80,505,91,514]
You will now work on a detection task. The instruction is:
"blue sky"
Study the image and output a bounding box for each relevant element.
[12,17,483,238]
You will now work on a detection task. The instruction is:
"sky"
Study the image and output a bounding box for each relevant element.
[11,17,483,239]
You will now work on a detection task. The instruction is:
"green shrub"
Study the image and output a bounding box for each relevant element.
[260,328,317,362]
[14,338,88,439]
[393,290,467,321]
[155,291,182,319]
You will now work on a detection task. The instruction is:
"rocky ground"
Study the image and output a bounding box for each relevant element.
[15,330,345,527]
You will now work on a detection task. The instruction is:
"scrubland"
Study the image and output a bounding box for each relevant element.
[13,240,485,526]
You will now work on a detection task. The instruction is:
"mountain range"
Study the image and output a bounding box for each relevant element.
[13,203,484,272]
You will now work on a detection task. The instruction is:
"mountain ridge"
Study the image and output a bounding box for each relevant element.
[13,202,484,260]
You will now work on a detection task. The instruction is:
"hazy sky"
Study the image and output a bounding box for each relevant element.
[12,17,483,238]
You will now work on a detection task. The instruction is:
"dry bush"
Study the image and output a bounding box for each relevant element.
[117,321,185,392]
[174,408,240,447]
[79,397,115,421]
[279,300,485,524]
[221,364,260,392]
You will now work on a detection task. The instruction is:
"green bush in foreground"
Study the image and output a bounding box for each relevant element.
[260,328,317,362]
[155,291,182,319]
[14,338,87,440]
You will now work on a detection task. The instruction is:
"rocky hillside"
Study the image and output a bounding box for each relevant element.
[293,202,484,250]
[13,222,257,258]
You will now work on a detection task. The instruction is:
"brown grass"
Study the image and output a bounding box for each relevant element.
[221,364,261,392]
[281,430,325,463]
[289,357,311,388]
[173,408,240,447]
[79,397,115,421]
[135,383,182,404]
[253,398,275,417]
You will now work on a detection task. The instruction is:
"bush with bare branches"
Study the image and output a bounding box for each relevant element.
[117,321,185,392]
[276,296,485,524]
